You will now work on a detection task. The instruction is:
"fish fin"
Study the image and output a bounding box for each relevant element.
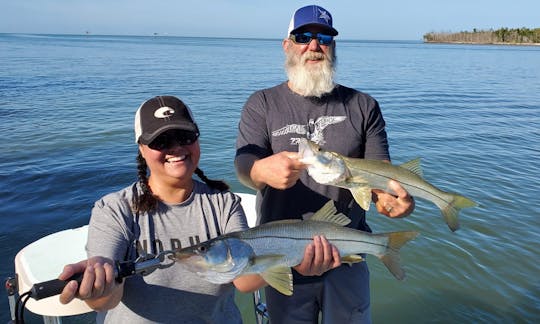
[341,254,365,266]
[378,231,419,280]
[349,186,372,211]
[249,255,286,272]
[400,158,423,178]
[310,200,351,226]
[441,194,478,232]
[261,266,293,296]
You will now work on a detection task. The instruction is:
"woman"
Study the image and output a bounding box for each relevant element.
[58,95,265,323]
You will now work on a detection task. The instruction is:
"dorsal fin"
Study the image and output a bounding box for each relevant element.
[399,158,423,177]
[310,200,351,226]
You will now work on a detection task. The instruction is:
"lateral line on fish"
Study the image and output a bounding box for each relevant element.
[347,169,451,204]
[242,236,394,251]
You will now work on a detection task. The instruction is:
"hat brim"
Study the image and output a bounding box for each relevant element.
[138,123,199,145]
[290,23,338,36]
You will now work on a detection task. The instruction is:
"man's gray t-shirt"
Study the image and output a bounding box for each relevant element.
[236,82,390,231]
[86,180,248,323]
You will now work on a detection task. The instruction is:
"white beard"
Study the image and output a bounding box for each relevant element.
[285,46,336,98]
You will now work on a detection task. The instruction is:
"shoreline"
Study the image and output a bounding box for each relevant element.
[424,40,540,46]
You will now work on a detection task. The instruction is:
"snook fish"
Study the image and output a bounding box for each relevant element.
[170,200,418,296]
[298,138,477,232]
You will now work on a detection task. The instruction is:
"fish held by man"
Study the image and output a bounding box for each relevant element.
[170,200,418,296]
[298,138,477,232]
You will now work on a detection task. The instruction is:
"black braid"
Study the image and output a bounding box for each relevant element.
[133,153,158,213]
[195,168,230,192]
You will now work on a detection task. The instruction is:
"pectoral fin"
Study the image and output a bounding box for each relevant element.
[341,254,365,266]
[349,186,372,210]
[261,266,293,296]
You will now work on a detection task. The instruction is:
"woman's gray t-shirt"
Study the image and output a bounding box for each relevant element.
[87,180,248,323]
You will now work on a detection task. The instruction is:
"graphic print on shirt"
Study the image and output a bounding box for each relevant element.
[271,115,346,145]
[136,235,201,255]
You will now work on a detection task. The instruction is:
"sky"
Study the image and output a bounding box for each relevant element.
[1,0,539,41]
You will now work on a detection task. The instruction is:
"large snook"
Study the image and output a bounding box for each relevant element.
[170,200,418,296]
[298,138,477,232]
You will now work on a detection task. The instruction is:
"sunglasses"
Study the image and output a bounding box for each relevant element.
[148,130,199,151]
[289,32,334,46]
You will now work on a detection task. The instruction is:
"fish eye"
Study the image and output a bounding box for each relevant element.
[198,245,207,253]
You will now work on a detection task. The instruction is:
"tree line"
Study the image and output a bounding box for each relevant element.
[424,27,540,44]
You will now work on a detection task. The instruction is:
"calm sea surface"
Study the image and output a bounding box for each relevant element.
[1,34,539,323]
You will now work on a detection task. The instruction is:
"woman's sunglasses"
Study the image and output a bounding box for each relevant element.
[148,130,199,151]
[289,32,334,46]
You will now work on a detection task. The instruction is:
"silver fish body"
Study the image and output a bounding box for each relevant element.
[171,201,418,295]
[299,138,477,231]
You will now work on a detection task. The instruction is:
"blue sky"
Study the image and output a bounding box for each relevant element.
[1,0,538,40]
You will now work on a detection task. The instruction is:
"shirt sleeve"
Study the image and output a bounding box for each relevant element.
[86,192,133,261]
[222,192,249,234]
[235,91,272,158]
[363,98,390,161]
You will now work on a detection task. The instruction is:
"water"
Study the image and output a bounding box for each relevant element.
[1,34,539,323]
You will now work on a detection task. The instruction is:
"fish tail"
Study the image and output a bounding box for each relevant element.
[441,194,478,232]
[379,231,419,280]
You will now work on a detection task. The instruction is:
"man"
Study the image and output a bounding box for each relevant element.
[235,5,415,323]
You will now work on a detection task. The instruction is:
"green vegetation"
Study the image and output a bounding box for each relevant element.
[424,27,540,45]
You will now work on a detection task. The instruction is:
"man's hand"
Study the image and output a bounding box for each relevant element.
[372,180,415,218]
[294,235,341,276]
[251,151,306,189]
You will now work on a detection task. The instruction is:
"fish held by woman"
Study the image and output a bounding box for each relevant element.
[170,200,418,296]
[298,138,477,232]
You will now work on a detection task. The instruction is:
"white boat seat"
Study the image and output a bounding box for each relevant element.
[14,226,92,316]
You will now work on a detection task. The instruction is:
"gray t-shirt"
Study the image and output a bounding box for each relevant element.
[86,180,248,323]
[236,82,390,231]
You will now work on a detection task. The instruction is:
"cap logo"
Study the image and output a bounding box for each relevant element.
[154,106,175,119]
[318,8,331,23]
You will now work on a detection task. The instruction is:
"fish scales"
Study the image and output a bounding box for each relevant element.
[344,157,453,211]
[171,200,418,295]
[237,220,390,263]
[299,138,477,231]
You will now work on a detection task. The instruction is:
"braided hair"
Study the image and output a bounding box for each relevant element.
[133,152,230,214]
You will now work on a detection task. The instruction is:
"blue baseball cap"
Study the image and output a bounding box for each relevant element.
[287,5,338,36]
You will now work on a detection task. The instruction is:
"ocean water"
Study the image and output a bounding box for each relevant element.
[1,34,539,323]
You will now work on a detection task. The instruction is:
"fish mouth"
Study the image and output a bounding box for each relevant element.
[170,251,196,261]
[298,139,316,164]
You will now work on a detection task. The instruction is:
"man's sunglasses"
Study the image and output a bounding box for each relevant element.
[289,32,334,46]
[148,130,199,151]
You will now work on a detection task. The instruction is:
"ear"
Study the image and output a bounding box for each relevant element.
[282,38,291,51]
[139,145,145,158]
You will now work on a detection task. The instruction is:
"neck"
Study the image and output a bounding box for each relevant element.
[148,176,194,204]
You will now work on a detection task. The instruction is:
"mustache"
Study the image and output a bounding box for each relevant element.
[303,51,326,62]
